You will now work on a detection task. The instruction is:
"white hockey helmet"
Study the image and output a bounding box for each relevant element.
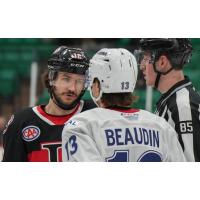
[89,48,138,101]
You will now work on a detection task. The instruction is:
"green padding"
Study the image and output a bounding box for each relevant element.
[184,70,200,91]
[37,90,50,105]
[0,69,19,96]
[132,89,146,109]
[133,89,161,110]
[82,90,91,100]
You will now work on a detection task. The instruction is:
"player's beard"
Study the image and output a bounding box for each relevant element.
[53,88,79,107]
[50,85,85,110]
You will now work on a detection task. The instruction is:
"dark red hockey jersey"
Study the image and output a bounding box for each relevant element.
[2,100,96,162]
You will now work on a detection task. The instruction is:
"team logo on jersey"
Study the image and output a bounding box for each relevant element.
[67,120,78,126]
[121,113,139,120]
[22,126,41,142]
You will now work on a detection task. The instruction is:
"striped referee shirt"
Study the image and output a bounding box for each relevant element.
[155,76,200,161]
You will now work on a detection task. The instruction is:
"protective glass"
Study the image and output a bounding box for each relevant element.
[134,50,154,66]
[52,73,86,91]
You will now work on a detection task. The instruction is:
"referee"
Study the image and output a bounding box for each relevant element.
[137,38,200,161]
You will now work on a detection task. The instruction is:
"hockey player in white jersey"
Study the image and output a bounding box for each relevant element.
[62,48,186,162]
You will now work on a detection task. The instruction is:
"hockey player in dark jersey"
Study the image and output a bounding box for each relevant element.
[2,46,96,162]
[136,38,200,161]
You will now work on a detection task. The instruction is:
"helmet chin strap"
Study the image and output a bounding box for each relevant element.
[50,86,85,110]
[154,73,161,89]
[153,62,174,89]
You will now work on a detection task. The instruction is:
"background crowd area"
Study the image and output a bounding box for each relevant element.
[0,38,200,147]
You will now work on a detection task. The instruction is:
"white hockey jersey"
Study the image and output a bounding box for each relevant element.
[62,107,186,162]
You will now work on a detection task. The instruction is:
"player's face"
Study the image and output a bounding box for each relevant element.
[52,72,85,105]
[139,53,157,87]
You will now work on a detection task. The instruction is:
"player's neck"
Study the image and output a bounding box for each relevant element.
[157,70,185,94]
[45,99,77,116]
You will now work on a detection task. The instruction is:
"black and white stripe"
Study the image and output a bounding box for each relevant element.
[155,77,200,161]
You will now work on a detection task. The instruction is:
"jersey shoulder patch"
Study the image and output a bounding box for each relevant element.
[22,125,41,142]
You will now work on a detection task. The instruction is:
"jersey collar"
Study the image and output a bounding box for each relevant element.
[32,101,83,125]
[156,76,192,111]
[107,106,139,113]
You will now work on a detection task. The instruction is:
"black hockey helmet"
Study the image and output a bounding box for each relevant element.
[139,38,193,69]
[48,46,89,75]
[135,38,193,89]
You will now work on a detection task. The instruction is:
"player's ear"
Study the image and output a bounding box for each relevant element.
[156,55,169,70]
[91,78,101,99]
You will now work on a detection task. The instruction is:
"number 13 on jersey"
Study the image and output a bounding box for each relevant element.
[65,135,78,160]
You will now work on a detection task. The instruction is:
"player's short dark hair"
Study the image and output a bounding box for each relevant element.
[101,92,137,107]
[93,78,137,107]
